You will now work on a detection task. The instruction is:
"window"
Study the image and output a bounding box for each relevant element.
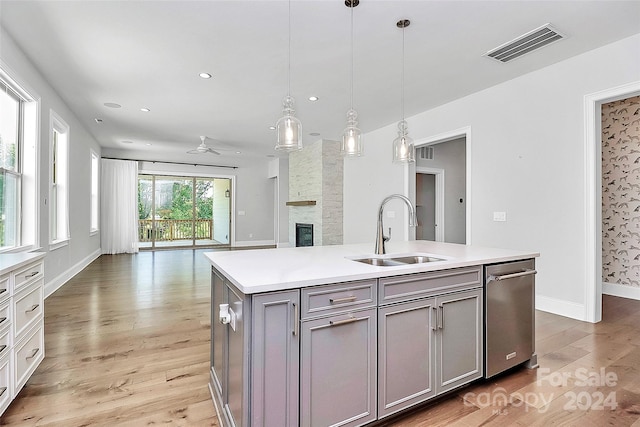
[50,110,69,248]
[0,67,38,252]
[0,80,21,250]
[90,150,99,233]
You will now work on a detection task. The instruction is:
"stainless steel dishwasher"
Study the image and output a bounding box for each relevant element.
[484,259,537,378]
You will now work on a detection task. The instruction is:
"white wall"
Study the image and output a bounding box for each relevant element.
[345,33,640,320]
[1,27,102,297]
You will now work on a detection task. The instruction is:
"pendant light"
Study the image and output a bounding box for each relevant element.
[392,19,415,163]
[341,0,363,157]
[275,0,303,151]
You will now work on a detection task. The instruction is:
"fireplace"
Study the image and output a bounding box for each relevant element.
[296,223,314,247]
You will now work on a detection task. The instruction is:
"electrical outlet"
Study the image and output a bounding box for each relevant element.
[493,211,507,222]
[249,233,253,238]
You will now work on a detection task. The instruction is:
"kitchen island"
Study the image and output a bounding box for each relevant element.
[205,240,539,427]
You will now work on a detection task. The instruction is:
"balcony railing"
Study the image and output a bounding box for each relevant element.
[138,219,213,242]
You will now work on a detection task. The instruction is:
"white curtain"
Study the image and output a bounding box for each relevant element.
[101,159,139,254]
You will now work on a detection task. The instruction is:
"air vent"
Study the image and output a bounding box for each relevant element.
[418,146,433,160]
[486,24,565,63]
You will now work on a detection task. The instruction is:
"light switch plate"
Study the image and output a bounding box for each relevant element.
[493,211,507,222]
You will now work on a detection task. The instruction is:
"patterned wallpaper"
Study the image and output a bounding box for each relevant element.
[602,95,640,288]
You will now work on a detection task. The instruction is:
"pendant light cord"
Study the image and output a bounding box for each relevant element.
[350,4,354,111]
[401,24,405,123]
[288,0,292,97]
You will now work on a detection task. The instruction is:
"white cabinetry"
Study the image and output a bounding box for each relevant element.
[0,253,45,416]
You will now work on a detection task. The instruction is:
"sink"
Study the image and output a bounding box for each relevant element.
[351,253,445,267]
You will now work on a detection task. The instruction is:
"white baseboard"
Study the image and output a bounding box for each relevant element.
[535,295,586,321]
[603,282,640,301]
[44,248,101,299]
[277,242,292,248]
[234,240,275,248]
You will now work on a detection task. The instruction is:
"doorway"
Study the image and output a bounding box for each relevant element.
[137,174,232,249]
[411,128,469,244]
[585,81,640,323]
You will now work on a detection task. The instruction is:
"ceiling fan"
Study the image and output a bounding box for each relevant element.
[187,136,221,155]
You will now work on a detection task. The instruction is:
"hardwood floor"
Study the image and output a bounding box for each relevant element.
[2,250,639,426]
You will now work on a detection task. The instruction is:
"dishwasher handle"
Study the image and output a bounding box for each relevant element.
[488,269,537,282]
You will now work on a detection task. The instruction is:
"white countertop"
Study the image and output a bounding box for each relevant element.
[0,252,45,276]
[204,241,539,294]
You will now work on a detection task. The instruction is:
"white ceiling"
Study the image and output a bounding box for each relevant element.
[1,1,639,167]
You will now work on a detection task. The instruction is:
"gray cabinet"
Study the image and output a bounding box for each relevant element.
[300,308,377,427]
[436,288,483,394]
[378,267,483,419]
[211,268,300,427]
[251,291,300,427]
[378,298,436,418]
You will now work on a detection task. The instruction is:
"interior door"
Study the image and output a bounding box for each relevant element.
[416,173,436,241]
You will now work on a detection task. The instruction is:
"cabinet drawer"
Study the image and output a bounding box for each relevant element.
[0,354,10,415]
[0,328,9,359]
[0,300,10,333]
[379,266,482,305]
[13,281,43,342]
[301,279,376,319]
[0,275,8,303]
[14,324,44,395]
[14,260,43,292]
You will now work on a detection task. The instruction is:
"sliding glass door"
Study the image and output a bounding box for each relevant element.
[138,174,231,249]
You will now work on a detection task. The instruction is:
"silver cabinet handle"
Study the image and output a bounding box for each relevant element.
[0,317,6,324]
[0,344,6,354]
[25,271,39,279]
[292,302,299,336]
[439,306,444,330]
[431,306,437,331]
[26,304,40,313]
[0,289,6,294]
[329,316,359,327]
[26,348,40,360]
[329,295,357,304]
[489,269,537,282]
[0,387,6,397]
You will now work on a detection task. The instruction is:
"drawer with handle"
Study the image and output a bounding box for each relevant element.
[0,275,8,303]
[13,280,43,342]
[14,324,44,395]
[0,301,9,333]
[0,354,10,415]
[13,260,43,292]
[301,279,376,319]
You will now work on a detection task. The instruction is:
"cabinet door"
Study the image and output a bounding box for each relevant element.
[251,291,300,427]
[211,269,226,398]
[300,308,377,427]
[378,298,436,419]
[436,289,483,394]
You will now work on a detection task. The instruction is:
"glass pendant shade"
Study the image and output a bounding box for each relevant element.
[342,109,363,156]
[275,95,302,151]
[392,120,415,163]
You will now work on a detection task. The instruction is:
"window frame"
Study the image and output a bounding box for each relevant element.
[0,62,39,253]
[49,109,70,250]
[90,150,99,235]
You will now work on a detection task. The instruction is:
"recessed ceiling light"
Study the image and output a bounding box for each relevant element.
[104,102,121,108]
[269,126,276,130]
[145,143,152,146]
[94,118,103,123]
[267,154,275,158]
[308,96,319,102]
[236,151,242,154]
[140,107,151,112]
[122,140,133,144]
[199,72,212,79]
[309,132,320,136]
